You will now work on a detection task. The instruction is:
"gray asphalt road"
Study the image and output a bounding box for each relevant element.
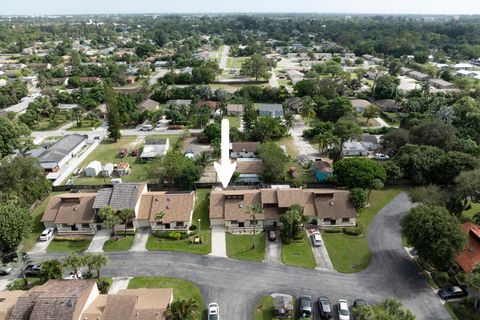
[29,192,450,320]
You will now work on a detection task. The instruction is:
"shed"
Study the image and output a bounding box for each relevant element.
[102,163,114,177]
[84,161,102,177]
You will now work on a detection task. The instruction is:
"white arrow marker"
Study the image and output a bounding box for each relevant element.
[214,118,237,188]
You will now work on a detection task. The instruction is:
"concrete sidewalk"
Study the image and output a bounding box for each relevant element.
[129,228,150,252]
[308,230,334,271]
[264,234,281,264]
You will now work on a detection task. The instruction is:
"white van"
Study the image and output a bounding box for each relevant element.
[141,124,153,131]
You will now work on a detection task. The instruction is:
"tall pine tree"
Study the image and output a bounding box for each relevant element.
[105,85,121,142]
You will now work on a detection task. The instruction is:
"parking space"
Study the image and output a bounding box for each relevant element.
[210,225,227,257]
[307,230,334,270]
[29,237,54,254]
[86,228,111,253]
[129,228,150,252]
[264,230,281,264]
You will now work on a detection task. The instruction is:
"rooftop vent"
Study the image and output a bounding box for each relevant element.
[155,197,159,201]
[166,205,170,209]
[239,204,243,208]
[74,207,78,211]
[329,202,334,206]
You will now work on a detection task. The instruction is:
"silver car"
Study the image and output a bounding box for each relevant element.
[310,232,322,247]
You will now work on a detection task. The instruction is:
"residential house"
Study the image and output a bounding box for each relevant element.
[210,188,358,230]
[140,138,170,160]
[285,97,303,113]
[235,158,264,183]
[136,191,196,231]
[138,99,159,112]
[42,193,98,235]
[258,104,284,118]
[165,99,192,110]
[361,133,382,151]
[428,78,456,89]
[226,104,244,116]
[350,99,370,113]
[375,99,403,113]
[342,140,369,157]
[230,142,259,158]
[0,291,25,320]
[313,160,333,182]
[9,280,98,320]
[407,70,430,81]
[124,75,136,84]
[84,161,102,177]
[26,134,88,173]
[456,222,480,273]
[196,100,218,116]
[400,67,412,76]
[98,103,108,120]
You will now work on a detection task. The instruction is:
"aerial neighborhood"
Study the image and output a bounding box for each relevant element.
[1,6,480,320]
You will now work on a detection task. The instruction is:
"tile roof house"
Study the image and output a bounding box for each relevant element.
[407,70,430,81]
[226,104,244,116]
[350,99,371,113]
[9,280,98,320]
[210,188,357,230]
[374,99,403,113]
[138,99,160,112]
[26,134,88,173]
[136,191,196,231]
[456,222,480,273]
[230,142,260,158]
[42,193,97,235]
[428,78,456,89]
[0,291,25,320]
[258,104,284,118]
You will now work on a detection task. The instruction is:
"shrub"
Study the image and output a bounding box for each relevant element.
[324,228,342,233]
[189,225,197,231]
[168,232,182,240]
[431,271,452,288]
[168,125,184,130]
[342,225,364,236]
[113,230,136,236]
[7,278,28,291]
[349,188,367,210]
[96,279,111,294]
[281,235,293,244]
[53,237,87,242]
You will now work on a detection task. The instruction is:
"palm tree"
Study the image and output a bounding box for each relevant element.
[63,252,85,279]
[246,203,264,249]
[118,208,135,237]
[313,132,339,154]
[283,111,295,132]
[165,299,199,320]
[14,252,32,279]
[194,151,213,169]
[300,97,316,125]
[91,254,109,279]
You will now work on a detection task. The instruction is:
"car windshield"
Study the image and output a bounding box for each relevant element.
[208,315,218,320]
[321,301,331,311]
[340,309,349,316]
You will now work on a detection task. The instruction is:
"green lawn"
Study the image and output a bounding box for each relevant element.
[46,239,92,253]
[226,116,241,128]
[226,232,266,261]
[128,277,205,319]
[103,236,134,252]
[462,202,480,221]
[147,189,212,254]
[21,192,63,252]
[322,187,404,273]
[227,56,249,69]
[33,118,69,131]
[67,119,102,131]
[281,233,316,269]
[254,295,275,320]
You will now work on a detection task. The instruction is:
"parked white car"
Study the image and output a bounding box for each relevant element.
[208,302,219,320]
[63,271,82,280]
[310,232,322,247]
[39,228,55,241]
[374,153,390,160]
[338,299,351,320]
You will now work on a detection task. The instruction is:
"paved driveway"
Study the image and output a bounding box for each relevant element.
[130,228,150,252]
[264,233,281,264]
[108,277,132,294]
[210,225,227,257]
[306,231,334,270]
[29,237,53,254]
[86,229,111,253]
[29,193,449,320]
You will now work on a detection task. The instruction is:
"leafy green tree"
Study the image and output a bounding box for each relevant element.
[402,204,466,270]
[118,208,135,237]
[409,119,457,150]
[333,119,361,156]
[194,151,213,169]
[39,259,64,283]
[257,142,289,182]
[280,204,308,242]
[0,117,23,157]
[240,54,271,81]
[394,144,445,185]
[283,111,295,132]
[362,104,381,124]
[246,204,264,249]
[320,97,352,122]
[353,298,415,320]
[98,206,121,239]
[165,299,199,320]
[334,158,387,189]
[466,271,480,312]
[300,97,316,124]
[250,117,287,142]
[349,188,367,210]
[105,86,121,142]
[382,128,410,152]
[374,75,400,100]
[242,102,257,132]
[149,151,200,189]
[313,131,339,154]
[0,204,32,252]
[408,185,448,206]
[456,169,480,203]
[91,254,109,279]
[64,252,85,279]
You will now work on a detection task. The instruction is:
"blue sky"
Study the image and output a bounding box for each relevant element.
[2,0,480,15]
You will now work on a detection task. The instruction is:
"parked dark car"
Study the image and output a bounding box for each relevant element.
[24,264,42,277]
[318,296,333,319]
[0,264,14,276]
[268,230,277,241]
[299,295,312,318]
[353,299,368,308]
[2,252,28,263]
[438,286,468,300]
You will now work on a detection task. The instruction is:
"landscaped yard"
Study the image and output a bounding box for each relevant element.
[226,56,249,69]
[66,119,102,131]
[46,238,92,253]
[128,277,205,319]
[103,236,134,252]
[146,189,212,254]
[226,116,241,128]
[68,135,177,185]
[21,192,63,252]
[253,295,275,320]
[226,232,266,261]
[462,202,480,221]
[281,233,316,269]
[322,187,405,273]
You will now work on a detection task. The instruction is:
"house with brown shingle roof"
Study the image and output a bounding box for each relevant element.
[0,291,24,320]
[236,158,264,183]
[210,188,357,230]
[230,142,260,158]
[138,99,160,112]
[226,104,244,116]
[42,193,97,235]
[456,222,480,273]
[136,191,196,231]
